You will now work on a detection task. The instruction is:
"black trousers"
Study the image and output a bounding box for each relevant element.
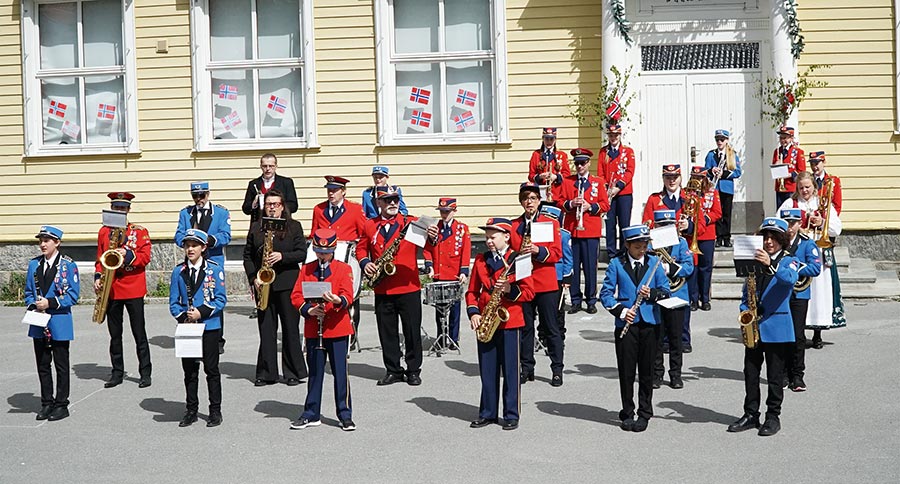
[786,298,809,380]
[33,339,70,408]
[716,191,734,240]
[655,307,684,380]
[256,289,307,381]
[374,291,423,377]
[182,328,222,413]
[107,297,152,379]
[615,322,659,420]
[522,289,564,375]
[743,342,789,421]
[537,285,567,342]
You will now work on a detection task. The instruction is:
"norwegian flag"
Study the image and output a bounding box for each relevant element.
[606,96,621,120]
[456,89,477,107]
[410,110,432,128]
[453,110,476,131]
[61,120,80,138]
[409,87,431,105]
[220,111,242,131]
[97,103,116,120]
[218,84,238,100]
[267,95,287,114]
[782,88,795,113]
[48,100,67,118]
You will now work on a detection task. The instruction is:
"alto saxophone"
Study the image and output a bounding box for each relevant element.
[93,226,125,324]
[738,275,761,349]
[256,217,284,311]
[475,252,518,343]
[364,223,409,288]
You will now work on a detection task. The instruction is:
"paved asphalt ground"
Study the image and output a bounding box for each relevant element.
[1,297,898,483]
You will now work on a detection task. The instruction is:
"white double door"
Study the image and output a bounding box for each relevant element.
[633,71,764,224]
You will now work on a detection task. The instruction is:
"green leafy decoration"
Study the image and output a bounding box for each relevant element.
[570,65,638,131]
[610,0,633,47]
[758,64,829,129]
[783,0,805,59]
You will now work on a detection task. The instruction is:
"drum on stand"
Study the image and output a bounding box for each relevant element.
[424,281,462,356]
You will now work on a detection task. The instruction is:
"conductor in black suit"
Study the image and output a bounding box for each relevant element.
[242,153,299,224]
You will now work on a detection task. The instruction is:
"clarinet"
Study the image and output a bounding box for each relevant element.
[619,255,664,339]
[32,269,52,348]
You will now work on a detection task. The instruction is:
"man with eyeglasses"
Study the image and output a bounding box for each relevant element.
[175,181,232,354]
[242,153,299,225]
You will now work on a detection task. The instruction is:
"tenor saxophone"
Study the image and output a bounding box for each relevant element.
[364,223,409,288]
[475,252,518,343]
[256,228,276,311]
[738,275,761,349]
[92,226,125,324]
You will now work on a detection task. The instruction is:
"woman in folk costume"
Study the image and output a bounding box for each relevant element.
[778,171,845,346]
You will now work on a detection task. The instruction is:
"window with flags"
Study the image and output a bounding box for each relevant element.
[375,0,509,145]
[190,0,317,151]
[20,0,139,156]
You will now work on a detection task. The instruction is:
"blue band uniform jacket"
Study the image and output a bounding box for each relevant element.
[25,254,80,340]
[740,253,800,343]
[788,233,822,300]
[652,237,694,303]
[175,203,232,263]
[600,254,671,327]
[169,259,228,330]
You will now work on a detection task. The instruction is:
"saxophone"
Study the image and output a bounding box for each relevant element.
[475,252,518,343]
[92,226,125,324]
[255,219,281,311]
[364,222,409,288]
[738,275,761,349]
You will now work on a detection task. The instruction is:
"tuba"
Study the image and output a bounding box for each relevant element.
[738,275,761,349]
[364,222,409,288]
[255,217,284,311]
[814,177,834,249]
[475,252,518,343]
[92,227,125,324]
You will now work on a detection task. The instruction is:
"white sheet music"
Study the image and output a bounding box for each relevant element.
[657,297,689,309]
[530,221,554,243]
[650,225,679,248]
[539,185,550,201]
[732,235,763,259]
[302,281,332,299]
[21,310,50,327]
[513,254,533,281]
[769,164,790,180]
[405,223,428,248]
[102,209,128,228]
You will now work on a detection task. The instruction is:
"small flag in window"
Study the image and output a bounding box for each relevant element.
[220,111,242,131]
[267,95,287,114]
[48,100,67,118]
[606,96,621,121]
[218,84,238,100]
[97,103,116,120]
[410,110,432,128]
[456,89,477,107]
[453,110,476,131]
[61,120,80,139]
[409,87,431,105]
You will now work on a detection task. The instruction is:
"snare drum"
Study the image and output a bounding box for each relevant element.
[424,281,462,306]
[305,240,362,299]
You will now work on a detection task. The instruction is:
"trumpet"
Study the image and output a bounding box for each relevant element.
[575,183,586,231]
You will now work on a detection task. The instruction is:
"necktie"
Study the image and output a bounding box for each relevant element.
[816,177,823,190]
[634,261,642,273]
[579,177,587,190]
[190,268,197,290]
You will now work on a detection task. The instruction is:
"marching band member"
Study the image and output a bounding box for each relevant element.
[779,208,822,392]
[772,126,806,209]
[361,166,408,219]
[649,211,693,390]
[536,204,572,344]
[242,190,308,387]
[728,217,799,437]
[290,229,356,431]
[357,186,424,386]
[692,166,722,314]
[511,182,563,386]
[169,229,227,428]
[527,128,570,205]
[561,148,610,314]
[175,181,231,354]
[597,123,636,259]
[95,192,153,389]
[309,175,366,348]
[25,226,79,421]
[778,172,845,348]
[807,151,844,348]
[600,225,670,432]
[466,218,533,431]
[242,153,299,224]
[424,198,471,344]
[704,129,742,248]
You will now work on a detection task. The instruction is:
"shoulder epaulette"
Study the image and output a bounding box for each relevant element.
[30,255,42,262]
[130,224,146,230]
[183,205,194,211]
[61,255,74,263]
[214,203,228,210]
[207,259,221,267]
[798,232,810,240]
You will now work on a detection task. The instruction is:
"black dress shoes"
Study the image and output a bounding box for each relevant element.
[138,377,152,388]
[568,303,582,314]
[758,418,780,436]
[632,417,649,432]
[406,373,422,386]
[700,302,711,311]
[377,373,405,386]
[36,405,53,421]
[179,411,198,428]
[723,237,733,248]
[652,378,661,389]
[551,373,563,387]
[470,418,496,429]
[715,238,723,248]
[683,345,692,354]
[670,376,684,389]
[620,418,635,431]
[519,372,534,384]
[502,420,519,431]
[585,305,598,314]
[690,301,699,312]
[285,378,301,386]
[48,406,69,421]
[727,414,760,433]
[104,376,123,388]
[206,411,223,428]
[254,379,275,387]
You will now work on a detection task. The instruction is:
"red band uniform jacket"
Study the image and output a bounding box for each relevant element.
[291,260,355,338]
[424,219,471,280]
[510,215,562,294]
[561,174,611,237]
[356,214,420,295]
[772,145,806,194]
[528,149,570,203]
[466,250,534,330]
[95,224,151,300]
[309,200,367,242]
[597,144,636,197]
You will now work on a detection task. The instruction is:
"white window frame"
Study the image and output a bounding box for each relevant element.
[895,0,900,134]
[374,0,510,146]
[189,0,318,152]
[20,0,140,157]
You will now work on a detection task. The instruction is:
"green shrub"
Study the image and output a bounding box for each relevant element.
[1,272,27,306]
[148,279,171,298]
